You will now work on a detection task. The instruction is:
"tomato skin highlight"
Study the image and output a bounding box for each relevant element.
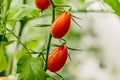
[34,0,50,10]
[51,12,71,38]
[48,46,68,72]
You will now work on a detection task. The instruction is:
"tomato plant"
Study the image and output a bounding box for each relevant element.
[34,0,50,11]
[1,0,118,80]
[51,12,71,38]
[48,46,68,72]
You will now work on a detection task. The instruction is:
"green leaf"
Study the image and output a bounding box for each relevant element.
[17,55,49,80]
[25,40,38,49]
[30,9,40,18]
[0,43,7,72]
[53,0,64,4]
[103,0,120,16]
[34,24,51,27]
[5,40,15,45]
[12,5,39,21]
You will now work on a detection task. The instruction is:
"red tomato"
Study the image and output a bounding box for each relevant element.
[48,46,68,72]
[34,0,50,11]
[51,12,71,38]
[0,77,9,80]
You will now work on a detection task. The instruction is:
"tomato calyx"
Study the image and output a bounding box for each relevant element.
[59,39,66,45]
[50,39,67,48]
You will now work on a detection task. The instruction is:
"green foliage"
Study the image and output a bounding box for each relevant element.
[0,35,8,42]
[79,0,85,3]
[103,0,120,16]
[17,55,49,80]
[12,5,39,21]
[0,43,7,72]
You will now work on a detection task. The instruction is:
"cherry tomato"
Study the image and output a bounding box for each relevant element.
[51,12,71,38]
[0,77,9,80]
[34,0,50,11]
[48,46,68,72]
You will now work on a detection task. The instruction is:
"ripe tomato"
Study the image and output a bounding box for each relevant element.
[0,77,9,80]
[48,46,68,72]
[51,12,71,38]
[34,0,50,11]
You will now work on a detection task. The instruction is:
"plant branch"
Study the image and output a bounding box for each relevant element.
[55,73,64,80]
[71,17,82,28]
[7,28,30,53]
[71,9,113,13]
[44,0,56,71]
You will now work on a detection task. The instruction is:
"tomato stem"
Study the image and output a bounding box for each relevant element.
[44,0,56,71]
[59,39,66,45]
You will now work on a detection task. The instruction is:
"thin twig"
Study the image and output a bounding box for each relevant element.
[71,17,82,28]
[51,43,83,51]
[55,73,64,80]
[71,9,113,13]
[68,53,72,61]
[71,14,82,20]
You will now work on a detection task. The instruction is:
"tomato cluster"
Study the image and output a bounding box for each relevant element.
[34,0,71,73]
[47,46,68,72]
[34,0,50,11]
[48,12,71,72]
[47,12,71,72]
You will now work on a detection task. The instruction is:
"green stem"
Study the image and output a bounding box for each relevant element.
[15,0,27,44]
[71,9,113,13]
[0,0,11,75]
[0,0,3,25]
[44,34,52,71]
[7,29,30,53]
[0,0,3,14]
[15,18,27,48]
[44,0,56,71]
[1,0,12,34]
[23,0,27,4]
[55,73,64,80]
[10,0,28,75]
[55,4,71,8]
